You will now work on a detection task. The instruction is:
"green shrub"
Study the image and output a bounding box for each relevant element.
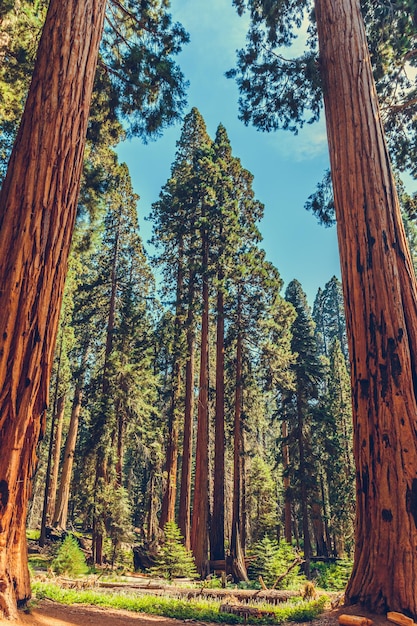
[32,580,328,624]
[148,521,198,580]
[312,559,353,591]
[51,535,88,577]
[247,536,304,589]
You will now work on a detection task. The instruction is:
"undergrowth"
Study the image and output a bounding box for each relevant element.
[32,581,328,623]
[312,560,353,591]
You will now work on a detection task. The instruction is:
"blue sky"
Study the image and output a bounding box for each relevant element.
[117,0,341,304]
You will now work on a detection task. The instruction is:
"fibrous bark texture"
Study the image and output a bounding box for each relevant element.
[191,224,210,574]
[0,0,106,617]
[316,0,417,615]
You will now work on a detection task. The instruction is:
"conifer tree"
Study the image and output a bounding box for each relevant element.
[313,277,348,361]
[325,339,355,555]
[150,108,211,554]
[284,279,325,576]
[230,0,417,612]
[149,521,198,580]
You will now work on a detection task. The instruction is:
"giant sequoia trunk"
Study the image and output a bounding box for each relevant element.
[178,277,196,550]
[39,392,66,546]
[230,294,249,582]
[211,281,225,561]
[53,377,83,529]
[282,421,292,544]
[47,394,66,522]
[191,221,210,575]
[160,250,184,528]
[296,386,312,579]
[315,0,417,615]
[0,0,105,617]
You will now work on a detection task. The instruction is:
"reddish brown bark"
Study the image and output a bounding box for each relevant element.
[281,421,292,544]
[115,400,125,488]
[39,389,66,547]
[0,0,106,616]
[47,394,66,521]
[211,283,225,561]
[53,379,83,529]
[178,287,195,550]
[230,298,248,582]
[311,500,328,558]
[296,385,311,578]
[191,222,210,575]
[160,251,184,529]
[316,0,417,615]
[93,209,120,564]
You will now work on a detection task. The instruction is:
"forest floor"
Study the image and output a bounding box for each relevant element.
[0,599,394,626]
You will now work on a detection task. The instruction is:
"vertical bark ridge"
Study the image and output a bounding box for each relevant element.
[316,0,417,615]
[0,0,106,616]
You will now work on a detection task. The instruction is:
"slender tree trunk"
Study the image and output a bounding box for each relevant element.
[53,376,83,529]
[115,401,125,488]
[211,282,225,561]
[160,250,184,528]
[46,394,66,521]
[296,385,311,578]
[240,427,247,554]
[0,0,106,617]
[311,500,328,557]
[178,281,195,550]
[146,464,159,543]
[93,215,120,564]
[282,421,292,544]
[191,222,210,575]
[230,295,248,582]
[39,392,62,547]
[316,0,417,614]
[319,472,332,556]
[39,329,65,545]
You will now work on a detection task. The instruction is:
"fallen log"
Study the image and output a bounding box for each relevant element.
[387,613,416,626]
[220,603,275,619]
[90,581,299,604]
[338,615,373,626]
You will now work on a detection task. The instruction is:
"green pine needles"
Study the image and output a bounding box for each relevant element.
[51,535,89,577]
[248,537,303,589]
[148,522,198,580]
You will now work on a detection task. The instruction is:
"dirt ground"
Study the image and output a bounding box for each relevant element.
[0,599,190,626]
[0,600,394,626]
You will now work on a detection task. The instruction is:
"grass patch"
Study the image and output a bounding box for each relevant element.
[32,581,328,624]
[312,560,353,591]
[28,554,53,571]
[26,529,41,541]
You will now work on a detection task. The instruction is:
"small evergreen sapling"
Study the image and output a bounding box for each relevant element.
[149,522,198,580]
[248,536,303,589]
[51,535,88,577]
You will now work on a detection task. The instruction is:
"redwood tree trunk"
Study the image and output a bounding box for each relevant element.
[230,297,248,582]
[0,0,106,617]
[211,282,225,561]
[178,282,195,550]
[160,252,184,528]
[93,213,119,564]
[316,0,417,615]
[296,386,311,578]
[47,394,66,521]
[191,222,210,575]
[53,377,83,529]
[282,421,292,544]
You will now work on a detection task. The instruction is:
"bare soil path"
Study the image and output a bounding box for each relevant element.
[0,599,190,626]
[0,600,394,626]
